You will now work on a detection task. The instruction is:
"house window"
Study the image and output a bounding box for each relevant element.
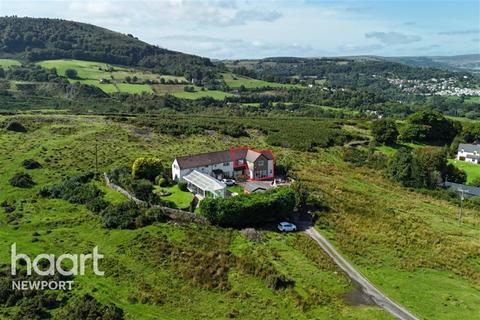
[223,162,229,166]
[258,160,264,166]
[238,159,244,165]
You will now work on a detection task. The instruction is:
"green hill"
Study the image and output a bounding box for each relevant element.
[0,16,214,75]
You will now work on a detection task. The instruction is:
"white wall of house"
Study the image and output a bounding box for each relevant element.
[267,160,273,176]
[172,160,235,181]
[457,150,479,164]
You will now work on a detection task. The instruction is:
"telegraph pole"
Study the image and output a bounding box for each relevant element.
[95,134,99,178]
[457,188,465,225]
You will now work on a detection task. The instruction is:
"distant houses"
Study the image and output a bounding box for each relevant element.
[457,143,480,165]
[172,147,275,182]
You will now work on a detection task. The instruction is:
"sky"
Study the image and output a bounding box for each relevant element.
[0,0,479,59]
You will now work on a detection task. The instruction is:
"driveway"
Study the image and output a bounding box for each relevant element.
[304,226,418,320]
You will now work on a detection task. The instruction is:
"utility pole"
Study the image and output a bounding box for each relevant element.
[457,188,465,225]
[94,134,99,179]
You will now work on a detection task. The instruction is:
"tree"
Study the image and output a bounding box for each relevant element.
[131,157,163,181]
[388,148,414,187]
[371,119,398,145]
[400,111,460,144]
[65,68,78,79]
[9,172,35,188]
[411,147,447,188]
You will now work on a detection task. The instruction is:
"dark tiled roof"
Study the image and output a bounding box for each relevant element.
[443,182,480,197]
[458,143,480,154]
[175,148,272,169]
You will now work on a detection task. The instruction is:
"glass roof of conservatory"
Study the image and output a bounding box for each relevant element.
[183,170,227,191]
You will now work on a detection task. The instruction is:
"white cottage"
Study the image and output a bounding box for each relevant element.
[457,143,480,164]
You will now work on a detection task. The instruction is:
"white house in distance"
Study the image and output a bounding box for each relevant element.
[457,143,480,164]
[172,147,275,182]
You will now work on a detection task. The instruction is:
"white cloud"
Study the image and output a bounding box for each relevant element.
[365,31,422,45]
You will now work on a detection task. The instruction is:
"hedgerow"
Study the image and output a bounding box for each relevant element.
[199,187,295,227]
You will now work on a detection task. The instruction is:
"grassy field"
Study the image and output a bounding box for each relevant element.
[172,88,235,100]
[0,114,478,319]
[0,58,21,68]
[449,159,480,184]
[155,184,193,210]
[0,114,394,319]
[222,73,295,89]
[297,148,480,320]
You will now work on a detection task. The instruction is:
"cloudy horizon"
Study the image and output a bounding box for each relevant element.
[0,0,478,59]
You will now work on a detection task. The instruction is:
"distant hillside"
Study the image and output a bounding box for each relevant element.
[0,16,214,75]
[225,56,466,82]
[382,54,480,73]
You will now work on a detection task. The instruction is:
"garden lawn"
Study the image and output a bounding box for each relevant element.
[449,159,480,184]
[157,184,193,210]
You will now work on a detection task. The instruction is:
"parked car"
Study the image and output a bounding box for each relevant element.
[222,178,236,186]
[277,222,297,232]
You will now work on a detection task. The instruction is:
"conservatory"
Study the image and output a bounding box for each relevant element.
[183,170,227,199]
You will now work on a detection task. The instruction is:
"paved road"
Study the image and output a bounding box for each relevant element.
[305,227,419,320]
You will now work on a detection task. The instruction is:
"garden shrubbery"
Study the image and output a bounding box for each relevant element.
[131,157,163,181]
[199,187,296,227]
[9,172,35,188]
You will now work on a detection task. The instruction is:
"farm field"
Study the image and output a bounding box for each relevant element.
[0,114,478,319]
[171,88,235,100]
[0,114,394,319]
[222,73,296,89]
[0,58,21,68]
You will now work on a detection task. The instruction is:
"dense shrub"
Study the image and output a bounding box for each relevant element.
[178,181,188,192]
[399,111,460,144]
[55,294,124,320]
[199,187,296,227]
[101,202,142,229]
[158,177,169,187]
[130,179,154,201]
[5,120,26,132]
[22,158,42,169]
[9,172,35,188]
[86,198,109,213]
[64,68,78,79]
[131,157,163,181]
[39,174,102,204]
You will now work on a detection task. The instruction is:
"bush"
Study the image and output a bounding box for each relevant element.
[55,294,124,320]
[5,120,26,132]
[178,181,188,192]
[158,177,169,187]
[22,158,42,169]
[471,177,480,187]
[9,172,35,188]
[1,200,16,213]
[101,202,142,229]
[64,68,78,79]
[131,179,155,202]
[39,174,102,204]
[131,157,163,181]
[199,187,296,227]
[86,198,109,213]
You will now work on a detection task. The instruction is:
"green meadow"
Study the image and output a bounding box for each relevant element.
[449,159,480,184]
[222,73,295,89]
[0,114,478,319]
[0,114,395,319]
[0,58,21,68]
